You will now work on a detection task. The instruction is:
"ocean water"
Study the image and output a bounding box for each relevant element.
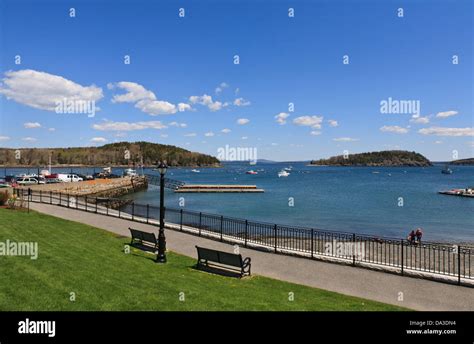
[3,163,473,243]
[129,162,473,243]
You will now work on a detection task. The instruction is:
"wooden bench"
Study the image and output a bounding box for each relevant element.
[128,228,158,258]
[196,246,251,277]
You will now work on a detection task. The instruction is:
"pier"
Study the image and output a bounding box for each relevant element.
[174,184,264,193]
[144,174,264,193]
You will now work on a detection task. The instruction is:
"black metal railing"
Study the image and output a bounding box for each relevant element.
[19,188,473,285]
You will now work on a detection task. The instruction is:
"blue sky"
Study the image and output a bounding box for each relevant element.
[0,0,472,161]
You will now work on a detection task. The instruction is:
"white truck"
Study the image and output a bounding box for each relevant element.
[57,174,83,183]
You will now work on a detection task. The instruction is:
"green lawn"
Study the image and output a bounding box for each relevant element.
[0,208,408,311]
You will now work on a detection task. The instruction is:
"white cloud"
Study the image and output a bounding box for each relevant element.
[275,112,290,125]
[184,133,197,137]
[160,134,169,138]
[410,114,430,124]
[215,82,229,94]
[208,101,223,111]
[91,137,107,143]
[178,103,192,112]
[434,141,443,144]
[333,137,359,142]
[293,115,324,129]
[380,125,409,134]
[92,120,167,131]
[237,118,250,125]
[233,97,251,106]
[0,136,10,141]
[189,94,223,111]
[22,137,37,142]
[241,136,248,140]
[109,81,178,115]
[221,128,231,134]
[108,81,155,103]
[327,119,338,127]
[23,122,41,129]
[436,110,458,118]
[310,131,321,136]
[204,132,215,137]
[135,99,177,115]
[271,142,278,146]
[0,69,103,112]
[48,128,56,132]
[169,121,187,128]
[418,127,474,137]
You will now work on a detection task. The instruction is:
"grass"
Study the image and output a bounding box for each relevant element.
[0,208,408,311]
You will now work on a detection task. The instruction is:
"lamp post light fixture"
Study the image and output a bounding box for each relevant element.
[156,161,168,263]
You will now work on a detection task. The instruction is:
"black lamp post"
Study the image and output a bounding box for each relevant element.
[156,161,168,263]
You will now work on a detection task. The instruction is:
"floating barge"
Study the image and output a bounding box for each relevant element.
[439,188,474,198]
[175,184,264,193]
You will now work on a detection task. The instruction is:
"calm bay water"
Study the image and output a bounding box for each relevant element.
[133,162,473,243]
[3,162,473,243]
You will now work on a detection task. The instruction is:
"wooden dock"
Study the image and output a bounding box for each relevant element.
[175,184,264,193]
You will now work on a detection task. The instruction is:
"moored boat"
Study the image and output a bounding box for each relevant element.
[441,164,453,174]
[124,168,138,177]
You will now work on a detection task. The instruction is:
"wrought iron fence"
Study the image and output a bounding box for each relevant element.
[19,188,473,285]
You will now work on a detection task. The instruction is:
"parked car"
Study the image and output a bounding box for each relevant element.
[17,177,39,185]
[76,173,94,181]
[57,174,83,183]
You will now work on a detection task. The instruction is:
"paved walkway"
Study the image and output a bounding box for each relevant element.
[30,203,474,311]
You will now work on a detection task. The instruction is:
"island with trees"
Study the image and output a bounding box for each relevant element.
[450,158,474,165]
[310,150,432,167]
[0,141,220,167]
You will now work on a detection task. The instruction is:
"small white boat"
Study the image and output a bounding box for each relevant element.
[283,166,292,171]
[191,169,200,173]
[124,168,138,177]
[249,161,257,166]
[278,170,290,177]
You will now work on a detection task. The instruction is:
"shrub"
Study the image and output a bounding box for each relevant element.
[0,191,9,206]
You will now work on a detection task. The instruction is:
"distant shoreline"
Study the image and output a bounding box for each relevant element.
[306,164,436,167]
[0,164,221,169]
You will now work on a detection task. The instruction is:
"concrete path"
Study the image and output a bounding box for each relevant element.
[29,203,474,311]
